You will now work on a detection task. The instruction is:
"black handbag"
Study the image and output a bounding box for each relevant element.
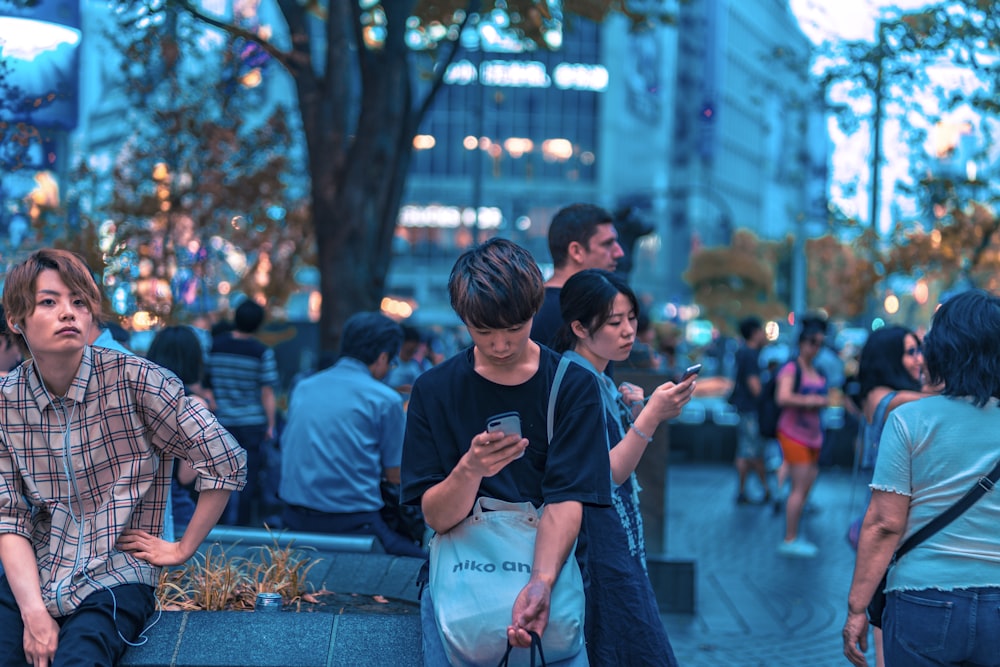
[867,459,1000,628]
[497,631,547,667]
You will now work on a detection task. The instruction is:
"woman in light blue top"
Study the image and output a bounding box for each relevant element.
[553,269,695,666]
[844,289,1000,667]
[848,325,931,667]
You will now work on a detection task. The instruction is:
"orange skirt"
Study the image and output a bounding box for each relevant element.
[776,431,821,465]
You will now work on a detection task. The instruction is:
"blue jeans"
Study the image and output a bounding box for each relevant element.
[420,589,589,667]
[883,587,1000,666]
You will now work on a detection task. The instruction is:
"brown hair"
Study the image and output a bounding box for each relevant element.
[3,248,103,329]
[448,238,544,329]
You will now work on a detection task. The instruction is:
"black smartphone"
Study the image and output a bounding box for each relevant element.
[680,364,702,381]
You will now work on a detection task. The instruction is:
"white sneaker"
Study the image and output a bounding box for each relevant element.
[777,538,818,558]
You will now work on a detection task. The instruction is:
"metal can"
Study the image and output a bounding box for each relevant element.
[254,592,283,612]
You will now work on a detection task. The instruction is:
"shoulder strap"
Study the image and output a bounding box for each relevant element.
[872,391,897,426]
[547,356,572,442]
[793,359,803,392]
[896,458,1000,560]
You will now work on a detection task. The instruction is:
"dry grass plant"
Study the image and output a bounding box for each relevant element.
[157,532,323,612]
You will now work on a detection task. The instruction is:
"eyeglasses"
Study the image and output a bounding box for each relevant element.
[904,345,922,357]
[804,337,823,347]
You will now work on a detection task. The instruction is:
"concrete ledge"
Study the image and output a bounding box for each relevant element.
[121,554,426,667]
[120,611,422,667]
[201,526,383,557]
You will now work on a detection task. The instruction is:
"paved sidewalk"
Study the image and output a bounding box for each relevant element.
[660,462,875,667]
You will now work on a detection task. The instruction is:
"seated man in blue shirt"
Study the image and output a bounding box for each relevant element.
[279,311,426,558]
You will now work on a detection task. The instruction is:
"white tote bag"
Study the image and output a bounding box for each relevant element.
[428,497,586,667]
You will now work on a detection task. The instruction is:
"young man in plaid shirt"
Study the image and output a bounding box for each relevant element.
[0,249,247,667]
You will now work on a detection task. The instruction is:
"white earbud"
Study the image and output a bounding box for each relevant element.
[11,324,20,333]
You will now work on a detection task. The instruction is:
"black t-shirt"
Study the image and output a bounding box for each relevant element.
[730,345,761,413]
[401,345,612,510]
[529,287,562,349]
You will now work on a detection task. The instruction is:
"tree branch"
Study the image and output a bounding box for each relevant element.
[171,0,293,70]
[413,0,476,126]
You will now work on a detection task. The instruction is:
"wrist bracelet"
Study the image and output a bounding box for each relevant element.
[631,425,653,443]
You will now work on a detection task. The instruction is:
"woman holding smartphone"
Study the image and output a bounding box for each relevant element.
[553,268,695,666]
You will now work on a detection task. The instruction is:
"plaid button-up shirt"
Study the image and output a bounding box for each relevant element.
[0,345,246,617]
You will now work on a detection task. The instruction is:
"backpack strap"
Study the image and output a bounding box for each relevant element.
[547,356,572,442]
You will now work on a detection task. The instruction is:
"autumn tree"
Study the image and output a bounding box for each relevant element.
[683,229,787,334]
[104,0,665,355]
[883,201,1000,292]
[50,15,315,326]
[804,233,880,320]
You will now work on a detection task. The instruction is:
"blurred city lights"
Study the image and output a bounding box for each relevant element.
[381,296,415,319]
[542,138,573,161]
[883,294,899,314]
[552,63,608,91]
[764,320,780,341]
[503,137,533,158]
[0,17,80,60]
[413,134,436,150]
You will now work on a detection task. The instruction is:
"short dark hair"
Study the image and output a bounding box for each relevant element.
[340,312,403,365]
[857,325,923,402]
[547,203,614,268]
[401,325,423,343]
[739,317,763,341]
[233,299,265,333]
[923,289,1000,406]
[146,325,204,387]
[448,238,544,329]
[553,269,638,353]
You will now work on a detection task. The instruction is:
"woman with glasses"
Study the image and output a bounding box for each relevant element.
[775,325,830,557]
[846,325,932,666]
[854,326,927,483]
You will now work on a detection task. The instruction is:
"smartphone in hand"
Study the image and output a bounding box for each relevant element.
[486,412,524,458]
[486,412,522,438]
[680,364,702,381]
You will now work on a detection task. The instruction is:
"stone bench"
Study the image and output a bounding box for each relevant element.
[122,539,425,667]
[119,610,422,667]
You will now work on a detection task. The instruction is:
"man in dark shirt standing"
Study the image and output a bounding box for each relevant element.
[730,316,770,504]
[208,299,279,525]
[529,203,624,348]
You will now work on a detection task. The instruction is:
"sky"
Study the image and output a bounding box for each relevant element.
[789,0,936,46]
[786,0,986,232]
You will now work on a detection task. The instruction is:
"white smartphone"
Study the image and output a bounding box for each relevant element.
[486,411,522,438]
